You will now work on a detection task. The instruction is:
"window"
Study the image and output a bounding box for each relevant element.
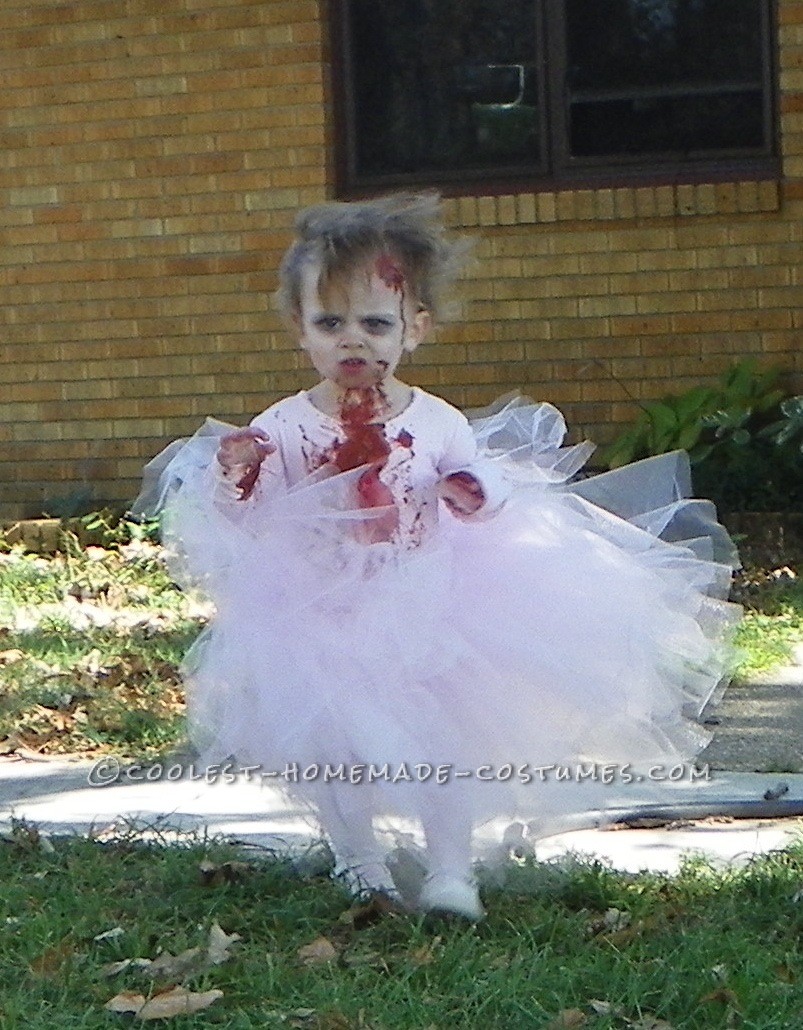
[332,0,777,194]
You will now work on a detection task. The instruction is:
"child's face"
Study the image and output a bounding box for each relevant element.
[295,255,430,391]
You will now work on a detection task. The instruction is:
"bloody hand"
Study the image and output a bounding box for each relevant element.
[216,427,275,500]
[439,471,485,517]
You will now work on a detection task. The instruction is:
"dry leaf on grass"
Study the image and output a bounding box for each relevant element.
[93,926,125,943]
[206,922,241,966]
[297,935,339,966]
[587,907,631,936]
[281,1010,380,1030]
[101,922,240,979]
[628,1018,676,1030]
[0,736,21,755]
[338,948,390,972]
[776,962,796,983]
[338,891,404,929]
[0,649,26,665]
[543,1009,587,1029]
[104,986,223,1019]
[407,936,442,967]
[588,1000,623,1018]
[29,936,77,978]
[700,987,741,1008]
[102,958,153,977]
[198,858,252,886]
[145,947,204,980]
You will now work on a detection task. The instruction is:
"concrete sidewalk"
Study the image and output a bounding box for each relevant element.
[2,752,803,876]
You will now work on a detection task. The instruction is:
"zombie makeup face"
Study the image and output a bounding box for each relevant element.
[295,254,430,391]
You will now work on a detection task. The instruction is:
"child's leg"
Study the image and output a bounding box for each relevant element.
[316,785,397,896]
[421,794,473,878]
[420,791,484,921]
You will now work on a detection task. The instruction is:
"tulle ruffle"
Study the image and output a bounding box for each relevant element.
[134,397,741,842]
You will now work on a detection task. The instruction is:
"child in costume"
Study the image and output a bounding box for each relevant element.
[139,193,739,922]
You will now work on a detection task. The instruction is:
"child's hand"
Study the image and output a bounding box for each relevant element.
[216,428,275,500]
[438,471,485,517]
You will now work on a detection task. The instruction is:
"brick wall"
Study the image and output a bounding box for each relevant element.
[1,0,802,521]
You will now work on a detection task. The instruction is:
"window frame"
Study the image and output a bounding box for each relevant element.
[329,0,780,199]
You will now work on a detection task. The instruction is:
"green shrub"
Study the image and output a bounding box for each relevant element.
[601,361,803,513]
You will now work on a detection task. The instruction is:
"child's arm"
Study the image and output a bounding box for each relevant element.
[436,411,510,521]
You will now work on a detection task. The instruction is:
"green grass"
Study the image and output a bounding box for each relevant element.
[732,571,803,678]
[2,827,803,1028]
[0,538,202,758]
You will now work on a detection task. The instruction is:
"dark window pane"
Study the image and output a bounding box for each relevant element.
[566,0,767,158]
[347,0,542,178]
[571,89,765,156]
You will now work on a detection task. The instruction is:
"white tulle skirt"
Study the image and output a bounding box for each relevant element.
[135,398,741,849]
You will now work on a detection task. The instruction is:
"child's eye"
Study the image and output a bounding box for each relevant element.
[362,317,394,334]
[314,315,342,332]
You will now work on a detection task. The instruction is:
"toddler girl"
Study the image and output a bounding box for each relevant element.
[140,193,739,921]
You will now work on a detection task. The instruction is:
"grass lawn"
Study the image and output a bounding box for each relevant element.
[1,525,802,1028]
[3,825,803,1029]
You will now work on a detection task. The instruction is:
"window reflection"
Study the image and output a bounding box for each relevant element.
[348,0,541,178]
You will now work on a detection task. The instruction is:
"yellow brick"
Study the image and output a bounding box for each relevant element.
[9,185,60,206]
[613,189,636,219]
[695,184,718,215]
[713,182,740,213]
[655,186,675,217]
[737,181,761,211]
[634,188,657,218]
[536,193,557,222]
[635,291,699,314]
[556,191,576,221]
[457,196,479,226]
[516,193,537,223]
[477,196,497,226]
[595,189,615,220]
[497,195,517,225]
[574,190,596,221]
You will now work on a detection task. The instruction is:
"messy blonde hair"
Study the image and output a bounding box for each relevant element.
[276,192,469,322]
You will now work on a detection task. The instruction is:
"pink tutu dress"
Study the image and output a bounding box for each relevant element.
[136,390,740,853]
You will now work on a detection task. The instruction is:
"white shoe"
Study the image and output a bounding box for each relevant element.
[418,873,485,922]
[334,859,400,902]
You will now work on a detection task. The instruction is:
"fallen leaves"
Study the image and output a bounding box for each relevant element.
[2,819,55,854]
[297,935,339,966]
[544,1005,678,1030]
[101,921,239,1020]
[543,1009,587,1029]
[0,644,185,756]
[338,891,405,930]
[104,986,223,1020]
[0,540,202,755]
[263,1008,382,1029]
[198,857,252,886]
[93,926,125,943]
[101,921,240,980]
[29,935,77,979]
[0,648,26,666]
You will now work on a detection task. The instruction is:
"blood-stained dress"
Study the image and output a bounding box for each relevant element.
[137,388,740,850]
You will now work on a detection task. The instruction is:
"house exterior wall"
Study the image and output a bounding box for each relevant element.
[1,0,802,521]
